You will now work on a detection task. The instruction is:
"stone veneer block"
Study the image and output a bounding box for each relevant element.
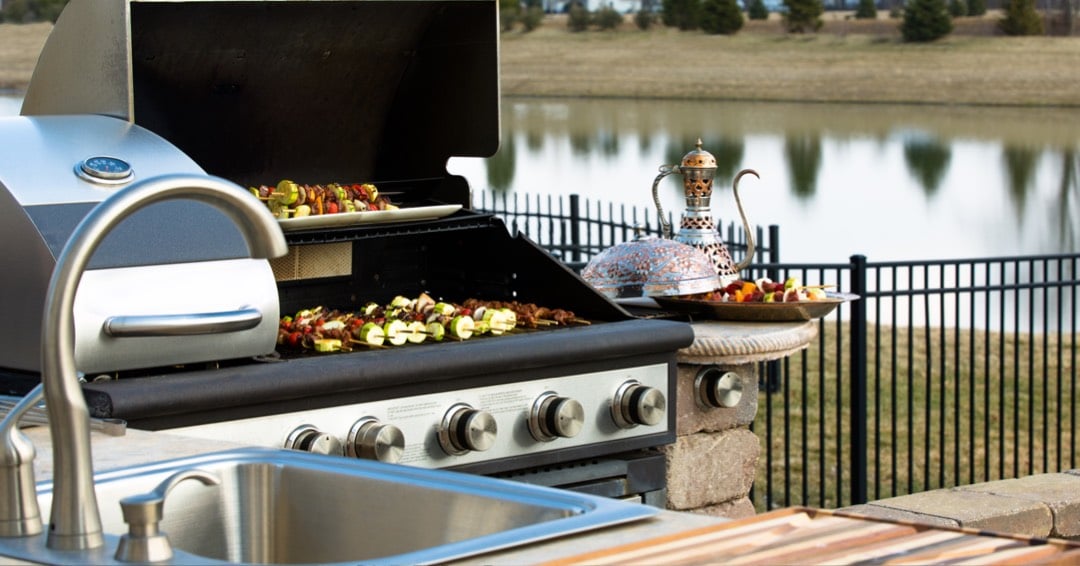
[961,474,1080,538]
[690,497,756,520]
[675,362,758,436]
[861,489,1053,537]
[677,321,818,366]
[664,428,759,511]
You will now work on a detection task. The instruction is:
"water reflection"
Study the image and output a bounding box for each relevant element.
[1002,144,1039,214]
[450,98,1080,263]
[903,136,951,195]
[784,134,822,198]
[486,134,517,192]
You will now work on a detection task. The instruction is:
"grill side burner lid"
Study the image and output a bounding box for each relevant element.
[23,0,500,207]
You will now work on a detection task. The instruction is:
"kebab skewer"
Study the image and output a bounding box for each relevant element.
[277,294,588,353]
[251,180,399,219]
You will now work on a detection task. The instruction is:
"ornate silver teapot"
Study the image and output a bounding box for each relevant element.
[651,139,759,286]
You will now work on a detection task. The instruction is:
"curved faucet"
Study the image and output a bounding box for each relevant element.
[0,384,45,537]
[40,174,287,551]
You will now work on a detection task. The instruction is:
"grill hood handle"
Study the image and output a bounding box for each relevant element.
[103,307,263,337]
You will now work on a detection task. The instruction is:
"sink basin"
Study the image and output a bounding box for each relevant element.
[31,447,655,565]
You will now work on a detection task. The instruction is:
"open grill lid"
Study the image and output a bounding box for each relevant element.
[22,0,500,207]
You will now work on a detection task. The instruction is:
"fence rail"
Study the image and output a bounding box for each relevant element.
[475,191,775,271]
[477,191,1080,512]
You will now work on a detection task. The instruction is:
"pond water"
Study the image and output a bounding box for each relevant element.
[4,93,1078,264]
[448,98,1080,264]
[0,95,20,117]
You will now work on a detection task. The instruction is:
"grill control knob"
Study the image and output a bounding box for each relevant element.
[695,367,744,409]
[611,380,666,429]
[285,425,342,456]
[529,392,585,442]
[439,403,498,455]
[347,417,405,463]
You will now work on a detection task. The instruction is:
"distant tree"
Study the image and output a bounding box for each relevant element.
[948,0,967,16]
[783,0,824,32]
[747,0,770,19]
[500,0,522,31]
[701,0,745,32]
[663,0,703,29]
[34,0,67,22]
[1,0,30,23]
[593,4,625,28]
[854,0,878,18]
[635,8,659,28]
[966,0,986,15]
[999,0,1043,34]
[567,3,591,30]
[635,0,660,28]
[521,5,545,31]
[900,0,953,41]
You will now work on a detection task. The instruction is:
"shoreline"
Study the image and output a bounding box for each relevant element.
[4,18,1080,108]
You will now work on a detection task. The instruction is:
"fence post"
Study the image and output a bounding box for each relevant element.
[768,225,780,269]
[764,225,782,394]
[850,254,869,505]
[569,194,581,264]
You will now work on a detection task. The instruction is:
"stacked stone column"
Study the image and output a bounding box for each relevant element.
[662,321,817,519]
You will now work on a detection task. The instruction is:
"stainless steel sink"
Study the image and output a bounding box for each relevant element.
[31,447,655,565]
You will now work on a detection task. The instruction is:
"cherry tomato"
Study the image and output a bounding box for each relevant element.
[287,331,302,348]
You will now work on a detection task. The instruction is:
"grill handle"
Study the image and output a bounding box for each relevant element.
[103,307,263,337]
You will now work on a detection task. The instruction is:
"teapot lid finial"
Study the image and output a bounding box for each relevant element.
[681,138,717,169]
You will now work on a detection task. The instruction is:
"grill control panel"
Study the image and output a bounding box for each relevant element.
[165,363,670,469]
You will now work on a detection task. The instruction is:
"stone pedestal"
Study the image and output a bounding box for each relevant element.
[664,321,817,519]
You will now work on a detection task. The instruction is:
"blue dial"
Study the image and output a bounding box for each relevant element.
[78,156,133,183]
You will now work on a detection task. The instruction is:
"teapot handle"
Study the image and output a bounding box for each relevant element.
[731,168,760,272]
[651,165,678,239]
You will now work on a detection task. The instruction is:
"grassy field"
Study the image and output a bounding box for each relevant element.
[4,15,1080,106]
[0,22,49,91]
[757,320,1078,511]
[500,13,1080,106]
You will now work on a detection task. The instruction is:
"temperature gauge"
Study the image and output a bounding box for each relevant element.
[76,156,134,184]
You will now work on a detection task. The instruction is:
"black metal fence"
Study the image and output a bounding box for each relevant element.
[476,192,1080,513]
[748,254,1079,512]
[475,191,776,271]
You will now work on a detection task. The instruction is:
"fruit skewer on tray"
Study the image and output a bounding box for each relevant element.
[250,180,398,219]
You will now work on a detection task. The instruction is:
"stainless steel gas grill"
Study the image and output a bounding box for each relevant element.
[0,0,694,505]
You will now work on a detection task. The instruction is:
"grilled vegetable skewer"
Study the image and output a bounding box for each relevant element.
[276,294,589,353]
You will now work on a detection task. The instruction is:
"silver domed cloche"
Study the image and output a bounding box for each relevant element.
[582,232,721,299]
